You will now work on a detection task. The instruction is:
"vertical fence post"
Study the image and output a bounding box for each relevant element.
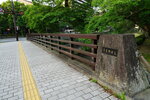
[39,35,42,45]
[70,37,74,59]
[27,34,30,41]
[91,35,99,70]
[40,35,43,46]
[92,39,97,63]
[50,36,53,50]
[27,29,31,40]
[58,36,61,54]
[45,35,48,48]
[42,35,44,46]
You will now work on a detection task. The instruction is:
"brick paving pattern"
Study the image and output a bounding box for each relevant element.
[0,42,23,100]
[0,39,118,100]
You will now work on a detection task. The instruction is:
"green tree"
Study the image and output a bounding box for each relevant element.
[86,0,150,36]
[0,0,27,36]
[23,0,93,33]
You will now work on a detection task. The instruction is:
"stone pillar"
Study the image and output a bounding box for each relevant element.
[95,34,149,96]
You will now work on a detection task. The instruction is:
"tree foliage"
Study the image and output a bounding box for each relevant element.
[0,1,26,35]
[86,0,150,36]
[23,0,93,33]
[0,0,150,36]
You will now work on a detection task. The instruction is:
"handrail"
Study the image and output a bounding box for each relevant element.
[30,33,99,39]
[28,33,100,70]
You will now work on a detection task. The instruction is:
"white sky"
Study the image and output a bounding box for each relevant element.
[0,0,11,4]
[0,0,32,4]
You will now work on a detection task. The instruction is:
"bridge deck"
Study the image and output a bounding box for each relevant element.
[0,39,118,100]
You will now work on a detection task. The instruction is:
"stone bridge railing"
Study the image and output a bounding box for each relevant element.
[27,33,150,98]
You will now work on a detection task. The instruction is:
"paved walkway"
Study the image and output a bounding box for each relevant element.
[0,39,118,100]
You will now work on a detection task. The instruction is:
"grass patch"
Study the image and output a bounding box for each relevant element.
[143,53,150,63]
[114,92,126,100]
[100,85,126,100]
[89,78,126,100]
[89,78,97,83]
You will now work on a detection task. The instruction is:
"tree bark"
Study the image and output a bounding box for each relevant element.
[65,0,69,7]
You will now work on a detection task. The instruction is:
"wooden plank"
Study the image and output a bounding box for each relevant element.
[40,37,98,49]
[70,37,74,59]
[44,43,95,67]
[30,38,95,69]
[30,33,99,40]
[36,38,97,58]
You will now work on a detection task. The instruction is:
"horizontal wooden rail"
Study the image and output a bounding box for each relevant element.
[30,33,99,39]
[28,33,100,70]
[34,38,96,58]
[40,37,98,49]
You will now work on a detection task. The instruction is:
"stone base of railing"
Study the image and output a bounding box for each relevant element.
[95,34,150,97]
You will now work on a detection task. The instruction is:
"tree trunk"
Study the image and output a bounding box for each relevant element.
[65,0,69,7]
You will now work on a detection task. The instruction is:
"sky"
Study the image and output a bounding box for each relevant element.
[0,0,17,4]
[0,0,31,4]
[0,0,8,4]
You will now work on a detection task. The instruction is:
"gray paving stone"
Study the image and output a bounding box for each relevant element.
[58,92,68,98]
[0,92,8,97]
[3,87,14,92]
[61,84,69,88]
[9,40,119,100]
[67,89,76,95]
[13,91,23,96]
[109,96,119,100]
[50,90,60,96]
[65,94,76,100]
[54,86,62,90]
[58,98,66,100]
[90,90,101,96]
[99,92,111,99]
[18,99,24,100]
[8,96,19,100]
[42,93,52,100]
[104,98,111,100]
[44,88,53,94]
[0,39,118,100]
[82,93,93,99]
[2,93,13,99]
[9,89,19,94]
[73,97,85,100]
[59,88,69,93]
[0,41,23,100]
[47,96,58,100]
[47,84,56,89]
[82,88,93,94]
[91,96,103,100]
[18,94,23,99]
[75,86,87,91]
[74,91,84,97]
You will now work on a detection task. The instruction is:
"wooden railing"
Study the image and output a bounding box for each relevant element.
[28,33,100,70]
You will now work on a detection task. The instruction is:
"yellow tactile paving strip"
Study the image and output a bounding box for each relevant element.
[18,42,41,100]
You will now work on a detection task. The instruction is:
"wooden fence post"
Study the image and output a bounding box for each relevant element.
[70,37,74,59]
[58,36,62,54]
[50,36,53,50]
